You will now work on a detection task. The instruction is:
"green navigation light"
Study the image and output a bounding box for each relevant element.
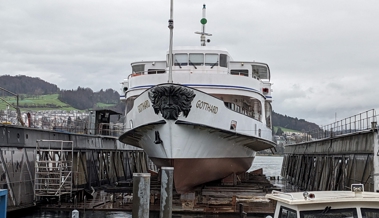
[200,18,207,25]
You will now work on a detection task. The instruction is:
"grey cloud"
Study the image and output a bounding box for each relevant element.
[1,0,379,126]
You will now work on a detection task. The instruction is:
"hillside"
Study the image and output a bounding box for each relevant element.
[0,94,76,111]
[0,75,59,95]
[272,111,320,133]
[0,75,123,113]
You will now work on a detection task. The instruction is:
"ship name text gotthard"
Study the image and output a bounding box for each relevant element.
[138,100,150,113]
[196,100,218,114]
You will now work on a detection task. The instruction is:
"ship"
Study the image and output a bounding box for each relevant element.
[119,4,276,193]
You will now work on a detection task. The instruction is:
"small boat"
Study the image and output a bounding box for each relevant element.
[265,184,379,218]
[119,4,276,193]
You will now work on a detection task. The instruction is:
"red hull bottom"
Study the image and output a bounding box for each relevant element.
[150,157,254,193]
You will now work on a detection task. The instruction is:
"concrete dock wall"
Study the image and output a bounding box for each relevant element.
[0,124,147,212]
[282,128,379,192]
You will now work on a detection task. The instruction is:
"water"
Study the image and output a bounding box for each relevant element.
[249,155,283,177]
[13,156,283,218]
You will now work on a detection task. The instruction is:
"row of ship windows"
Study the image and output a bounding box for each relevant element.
[172,53,228,68]
[133,69,264,80]
[224,102,272,129]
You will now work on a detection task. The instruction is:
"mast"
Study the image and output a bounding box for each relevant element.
[195,4,212,46]
[168,0,174,83]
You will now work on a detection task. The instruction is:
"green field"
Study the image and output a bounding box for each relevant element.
[96,102,117,108]
[0,94,77,111]
[273,126,301,134]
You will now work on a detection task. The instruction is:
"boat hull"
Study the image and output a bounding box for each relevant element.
[151,157,254,193]
[119,83,275,192]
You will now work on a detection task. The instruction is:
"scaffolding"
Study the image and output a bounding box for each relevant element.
[34,140,73,203]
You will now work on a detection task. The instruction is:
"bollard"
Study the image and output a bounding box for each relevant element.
[132,173,151,218]
[72,209,79,218]
[239,203,246,218]
[0,189,7,218]
[74,195,77,209]
[160,167,174,218]
[83,195,86,214]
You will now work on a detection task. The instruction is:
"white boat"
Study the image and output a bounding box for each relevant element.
[119,4,276,193]
[265,184,379,218]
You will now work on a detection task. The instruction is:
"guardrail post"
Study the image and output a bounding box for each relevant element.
[132,173,150,218]
[72,209,79,218]
[160,167,174,218]
[372,122,377,130]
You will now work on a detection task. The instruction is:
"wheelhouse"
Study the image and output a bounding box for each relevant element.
[266,184,379,218]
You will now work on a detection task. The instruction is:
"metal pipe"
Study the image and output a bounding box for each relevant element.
[132,173,150,218]
[167,0,174,83]
[160,167,174,218]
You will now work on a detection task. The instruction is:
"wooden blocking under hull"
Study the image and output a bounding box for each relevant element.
[221,173,238,186]
[220,172,252,186]
[151,157,254,193]
[180,192,196,210]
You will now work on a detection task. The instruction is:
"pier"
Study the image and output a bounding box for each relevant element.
[281,109,379,192]
[38,169,278,216]
[0,109,149,213]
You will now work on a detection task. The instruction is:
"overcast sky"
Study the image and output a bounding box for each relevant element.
[1,0,379,126]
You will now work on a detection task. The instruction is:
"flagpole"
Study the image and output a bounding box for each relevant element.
[168,0,174,83]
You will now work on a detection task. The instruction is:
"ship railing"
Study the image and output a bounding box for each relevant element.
[303,109,378,142]
[52,123,125,137]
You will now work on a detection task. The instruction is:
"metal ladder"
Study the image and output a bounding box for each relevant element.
[34,140,73,204]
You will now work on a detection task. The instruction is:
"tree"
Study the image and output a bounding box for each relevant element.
[276,127,284,136]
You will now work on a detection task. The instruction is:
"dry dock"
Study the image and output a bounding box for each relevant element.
[40,169,279,216]
[282,110,379,192]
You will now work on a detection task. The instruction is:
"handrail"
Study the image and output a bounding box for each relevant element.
[303,109,378,142]
[271,190,294,200]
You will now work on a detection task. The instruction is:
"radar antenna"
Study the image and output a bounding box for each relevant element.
[195,4,212,46]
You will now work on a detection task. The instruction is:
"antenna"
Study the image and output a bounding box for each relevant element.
[195,4,212,46]
[168,0,174,83]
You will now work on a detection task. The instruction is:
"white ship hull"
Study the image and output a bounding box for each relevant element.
[119,83,275,192]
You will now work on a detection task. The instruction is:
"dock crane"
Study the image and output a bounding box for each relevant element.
[0,87,25,126]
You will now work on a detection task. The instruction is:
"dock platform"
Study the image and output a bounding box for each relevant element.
[39,169,279,216]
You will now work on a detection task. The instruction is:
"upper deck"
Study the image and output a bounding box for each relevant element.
[122,46,273,100]
[130,46,271,80]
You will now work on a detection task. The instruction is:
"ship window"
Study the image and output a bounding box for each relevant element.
[205,54,218,66]
[231,70,248,77]
[189,53,204,66]
[300,208,357,218]
[224,102,232,109]
[279,206,297,218]
[174,53,188,66]
[126,97,135,114]
[252,65,268,79]
[148,69,165,74]
[132,64,144,75]
[265,101,272,129]
[220,54,227,67]
[361,208,379,217]
[236,105,240,113]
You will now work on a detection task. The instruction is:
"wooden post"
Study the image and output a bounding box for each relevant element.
[160,167,174,218]
[132,173,150,218]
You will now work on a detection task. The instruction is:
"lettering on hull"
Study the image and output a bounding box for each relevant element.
[196,100,218,114]
[138,100,150,113]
